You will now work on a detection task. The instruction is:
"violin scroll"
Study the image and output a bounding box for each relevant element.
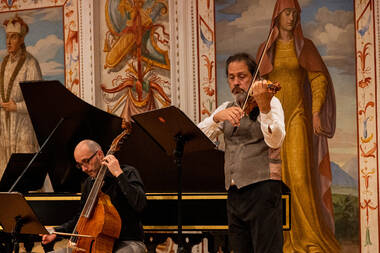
[266,80,281,93]
[108,120,132,155]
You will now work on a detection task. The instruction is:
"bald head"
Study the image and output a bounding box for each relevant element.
[74,140,103,178]
[74,139,101,154]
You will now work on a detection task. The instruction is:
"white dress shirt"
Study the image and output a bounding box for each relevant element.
[198,96,285,149]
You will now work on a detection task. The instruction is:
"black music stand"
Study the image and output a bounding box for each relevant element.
[132,106,216,253]
[0,153,48,193]
[0,192,48,253]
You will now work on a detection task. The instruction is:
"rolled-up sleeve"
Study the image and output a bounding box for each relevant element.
[197,102,230,142]
[259,97,285,148]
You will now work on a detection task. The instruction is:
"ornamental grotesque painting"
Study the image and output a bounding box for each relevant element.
[100,0,170,121]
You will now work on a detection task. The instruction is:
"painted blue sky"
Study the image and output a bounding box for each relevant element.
[216,0,353,23]
[215,0,356,168]
[0,8,65,85]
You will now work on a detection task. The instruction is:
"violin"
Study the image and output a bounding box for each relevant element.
[243,80,281,116]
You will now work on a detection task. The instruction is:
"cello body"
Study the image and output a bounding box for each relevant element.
[72,192,121,253]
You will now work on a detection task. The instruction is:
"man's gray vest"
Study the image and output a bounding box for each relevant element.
[223,103,281,190]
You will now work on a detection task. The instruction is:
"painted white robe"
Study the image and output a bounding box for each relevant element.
[0,51,42,179]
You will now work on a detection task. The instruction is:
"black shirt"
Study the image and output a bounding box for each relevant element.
[55,165,147,242]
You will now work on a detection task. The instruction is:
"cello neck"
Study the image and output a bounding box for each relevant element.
[81,148,114,218]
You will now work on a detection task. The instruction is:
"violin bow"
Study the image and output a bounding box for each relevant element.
[241,27,275,113]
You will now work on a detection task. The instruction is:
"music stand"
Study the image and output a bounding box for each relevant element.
[132,106,216,253]
[0,192,48,253]
[0,153,48,193]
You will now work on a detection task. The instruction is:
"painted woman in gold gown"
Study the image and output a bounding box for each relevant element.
[257,0,340,252]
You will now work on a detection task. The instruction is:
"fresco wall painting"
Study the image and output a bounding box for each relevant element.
[98,0,171,122]
[2,0,380,252]
[356,0,379,252]
[0,0,78,95]
[197,0,217,122]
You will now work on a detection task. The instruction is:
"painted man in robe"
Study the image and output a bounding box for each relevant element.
[0,15,42,179]
[256,0,340,252]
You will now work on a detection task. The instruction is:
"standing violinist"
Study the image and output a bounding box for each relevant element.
[41,139,147,253]
[198,52,285,252]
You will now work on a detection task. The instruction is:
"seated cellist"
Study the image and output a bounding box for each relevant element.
[41,139,147,253]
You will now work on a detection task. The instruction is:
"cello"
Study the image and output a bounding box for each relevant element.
[67,125,131,252]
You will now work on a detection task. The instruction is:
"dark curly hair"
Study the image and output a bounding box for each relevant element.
[225,53,257,77]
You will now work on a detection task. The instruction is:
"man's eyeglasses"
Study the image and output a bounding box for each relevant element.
[75,150,98,169]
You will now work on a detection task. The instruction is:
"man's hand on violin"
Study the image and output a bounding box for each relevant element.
[102,154,123,177]
[249,80,274,114]
[213,106,244,127]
